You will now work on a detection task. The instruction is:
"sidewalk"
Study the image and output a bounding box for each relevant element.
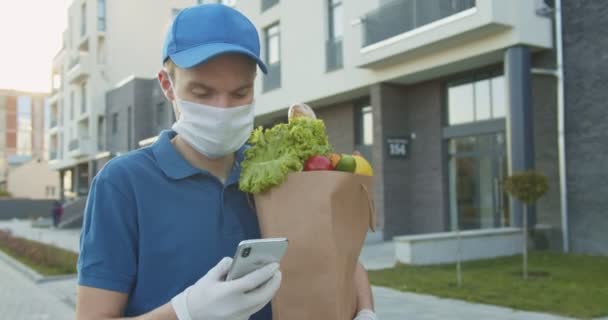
[0,256,74,319]
[0,219,603,320]
[0,219,80,253]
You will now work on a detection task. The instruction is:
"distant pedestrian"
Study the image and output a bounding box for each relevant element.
[51,200,63,228]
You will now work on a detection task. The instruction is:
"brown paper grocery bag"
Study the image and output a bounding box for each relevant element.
[254,171,376,320]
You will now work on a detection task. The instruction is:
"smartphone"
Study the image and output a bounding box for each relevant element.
[226,238,288,281]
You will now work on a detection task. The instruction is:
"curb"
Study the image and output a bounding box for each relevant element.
[0,249,76,284]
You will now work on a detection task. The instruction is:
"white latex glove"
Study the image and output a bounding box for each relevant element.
[171,257,282,320]
[354,309,378,320]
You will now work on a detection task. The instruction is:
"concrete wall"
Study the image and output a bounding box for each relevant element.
[562,0,608,255]
[0,199,56,220]
[7,160,59,200]
[372,81,446,239]
[135,79,173,139]
[31,97,46,159]
[106,78,171,153]
[105,79,135,153]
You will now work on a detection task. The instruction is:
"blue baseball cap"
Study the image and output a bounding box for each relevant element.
[162,4,267,74]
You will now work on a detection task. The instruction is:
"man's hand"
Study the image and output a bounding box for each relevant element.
[171,257,282,320]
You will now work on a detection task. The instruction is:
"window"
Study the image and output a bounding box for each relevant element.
[172,8,182,18]
[447,74,505,126]
[197,0,204,4]
[355,103,374,162]
[112,113,118,134]
[98,0,106,32]
[266,24,280,65]
[46,186,56,197]
[81,2,87,37]
[98,116,105,150]
[356,105,374,146]
[70,92,75,120]
[81,83,87,114]
[261,0,279,11]
[157,102,165,126]
[263,23,281,92]
[328,0,343,39]
[326,0,343,71]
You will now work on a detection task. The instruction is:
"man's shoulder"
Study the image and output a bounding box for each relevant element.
[96,147,157,183]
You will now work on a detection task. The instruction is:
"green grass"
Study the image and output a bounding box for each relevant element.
[368,251,608,319]
[0,230,77,276]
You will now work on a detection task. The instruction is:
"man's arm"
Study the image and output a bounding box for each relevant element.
[76,286,177,320]
[77,259,281,320]
[354,262,375,311]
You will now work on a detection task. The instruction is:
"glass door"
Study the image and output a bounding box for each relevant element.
[448,133,508,230]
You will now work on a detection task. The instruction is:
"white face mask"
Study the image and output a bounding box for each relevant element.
[168,77,255,159]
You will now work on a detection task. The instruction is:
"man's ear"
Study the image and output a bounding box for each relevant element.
[158,70,176,102]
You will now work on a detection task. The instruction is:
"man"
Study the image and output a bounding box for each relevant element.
[76,4,377,320]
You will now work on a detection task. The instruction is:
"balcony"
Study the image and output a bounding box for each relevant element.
[69,137,92,158]
[362,0,476,47]
[52,48,65,74]
[67,53,90,84]
[261,0,279,11]
[263,63,281,92]
[49,90,61,105]
[354,0,545,69]
[326,38,343,72]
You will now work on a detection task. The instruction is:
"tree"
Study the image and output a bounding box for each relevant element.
[503,170,549,279]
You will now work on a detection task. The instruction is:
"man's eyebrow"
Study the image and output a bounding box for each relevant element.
[187,81,214,91]
[233,83,254,91]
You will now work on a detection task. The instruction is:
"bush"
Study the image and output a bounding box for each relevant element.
[0,189,11,198]
[503,171,549,204]
[0,229,78,275]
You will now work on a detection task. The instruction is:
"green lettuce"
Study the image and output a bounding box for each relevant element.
[239,118,332,194]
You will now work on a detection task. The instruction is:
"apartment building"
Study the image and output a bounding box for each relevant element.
[48,0,203,199]
[0,90,48,187]
[230,0,603,255]
[51,0,607,255]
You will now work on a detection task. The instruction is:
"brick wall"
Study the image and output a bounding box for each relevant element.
[562,0,608,255]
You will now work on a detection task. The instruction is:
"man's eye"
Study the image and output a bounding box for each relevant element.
[234,90,249,98]
[194,92,211,98]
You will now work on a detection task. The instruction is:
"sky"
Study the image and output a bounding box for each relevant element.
[0,0,72,93]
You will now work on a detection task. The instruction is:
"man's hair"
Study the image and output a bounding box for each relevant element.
[164,59,176,80]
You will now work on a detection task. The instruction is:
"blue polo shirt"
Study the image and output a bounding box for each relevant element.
[78,130,272,319]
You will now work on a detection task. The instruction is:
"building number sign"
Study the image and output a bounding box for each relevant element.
[387,137,409,158]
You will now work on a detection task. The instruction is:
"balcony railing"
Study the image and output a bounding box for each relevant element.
[326,38,343,72]
[261,0,279,11]
[362,0,476,47]
[263,63,281,92]
[98,17,106,32]
[69,139,79,151]
[68,55,81,70]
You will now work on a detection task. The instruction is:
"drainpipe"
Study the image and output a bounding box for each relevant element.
[531,0,569,253]
[555,0,569,253]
